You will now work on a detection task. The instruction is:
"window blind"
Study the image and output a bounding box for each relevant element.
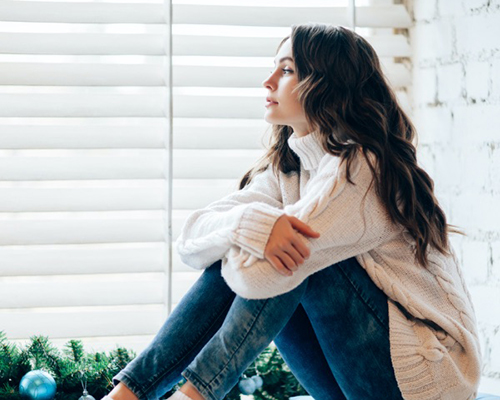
[0,0,174,354]
[0,0,412,355]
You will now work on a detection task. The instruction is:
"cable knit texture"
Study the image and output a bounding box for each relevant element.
[176,130,482,400]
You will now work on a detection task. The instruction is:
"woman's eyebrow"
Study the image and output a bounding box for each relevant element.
[273,56,294,65]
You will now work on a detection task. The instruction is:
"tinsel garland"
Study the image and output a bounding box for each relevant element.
[0,331,308,400]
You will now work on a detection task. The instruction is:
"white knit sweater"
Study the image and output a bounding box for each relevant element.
[175,130,482,400]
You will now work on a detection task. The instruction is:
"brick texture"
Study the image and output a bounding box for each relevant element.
[404,0,500,391]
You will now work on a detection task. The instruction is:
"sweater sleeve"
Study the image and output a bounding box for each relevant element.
[220,150,404,299]
[175,164,286,270]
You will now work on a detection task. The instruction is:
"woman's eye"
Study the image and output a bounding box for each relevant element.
[268,69,293,74]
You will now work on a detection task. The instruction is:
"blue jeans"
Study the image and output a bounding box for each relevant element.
[112,257,404,400]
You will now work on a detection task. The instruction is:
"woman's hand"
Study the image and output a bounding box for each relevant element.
[264,214,320,277]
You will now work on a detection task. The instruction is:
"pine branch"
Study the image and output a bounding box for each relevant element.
[26,335,63,377]
[62,340,85,364]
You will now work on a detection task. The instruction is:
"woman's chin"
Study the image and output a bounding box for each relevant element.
[263,114,280,124]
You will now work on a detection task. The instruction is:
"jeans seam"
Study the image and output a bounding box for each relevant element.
[182,368,218,400]
[337,262,389,334]
[204,298,270,390]
[141,297,234,397]
[113,371,148,400]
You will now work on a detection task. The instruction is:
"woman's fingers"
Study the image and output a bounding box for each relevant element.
[285,243,305,268]
[275,250,296,272]
[269,255,293,276]
[292,236,311,259]
[268,244,308,276]
[288,216,320,238]
[264,214,314,276]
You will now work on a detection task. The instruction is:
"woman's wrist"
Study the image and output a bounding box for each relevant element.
[231,203,286,259]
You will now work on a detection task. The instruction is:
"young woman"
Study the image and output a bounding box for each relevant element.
[102,23,482,400]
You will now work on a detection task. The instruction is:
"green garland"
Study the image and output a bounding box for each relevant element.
[0,331,308,400]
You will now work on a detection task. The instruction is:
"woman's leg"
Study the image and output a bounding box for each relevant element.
[108,257,333,400]
[181,257,401,400]
[298,256,404,400]
[273,303,347,400]
[181,275,311,400]
[110,260,237,400]
[111,255,401,400]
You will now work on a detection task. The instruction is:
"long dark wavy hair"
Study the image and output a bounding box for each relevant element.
[237,23,464,269]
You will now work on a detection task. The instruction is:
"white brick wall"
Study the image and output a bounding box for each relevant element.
[404,0,500,393]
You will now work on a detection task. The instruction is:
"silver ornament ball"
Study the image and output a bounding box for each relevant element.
[78,389,96,400]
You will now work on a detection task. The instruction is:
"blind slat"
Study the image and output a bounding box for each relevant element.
[0,118,267,149]
[0,209,236,250]
[0,243,208,276]
[0,180,237,212]
[0,243,165,276]
[0,243,200,276]
[0,63,164,86]
[0,92,168,117]
[0,3,411,28]
[174,34,410,58]
[0,274,164,308]
[0,305,165,339]
[0,271,199,308]
[0,33,410,58]
[0,149,262,180]
[0,33,164,55]
[0,214,165,245]
[0,2,165,24]
[0,185,165,212]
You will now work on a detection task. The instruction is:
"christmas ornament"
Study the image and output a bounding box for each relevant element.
[238,373,263,395]
[238,377,256,395]
[78,357,96,400]
[251,374,263,389]
[19,369,57,400]
[78,389,96,400]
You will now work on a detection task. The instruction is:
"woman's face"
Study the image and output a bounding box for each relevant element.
[262,39,314,137]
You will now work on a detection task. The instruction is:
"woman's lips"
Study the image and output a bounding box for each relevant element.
[265,101,278,107]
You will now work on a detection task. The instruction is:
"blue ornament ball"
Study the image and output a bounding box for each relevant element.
[251,374,263,389]
[19,370,57,400]
[238,378,257,395]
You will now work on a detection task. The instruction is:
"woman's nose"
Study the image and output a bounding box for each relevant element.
[262,77,274,90]
[263,69,274,88]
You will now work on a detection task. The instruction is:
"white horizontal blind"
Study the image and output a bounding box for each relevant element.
[0,0,174,354]
[0,0,412,355]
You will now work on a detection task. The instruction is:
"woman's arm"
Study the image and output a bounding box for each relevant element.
[220,151,404,299]
[175,164,286,270]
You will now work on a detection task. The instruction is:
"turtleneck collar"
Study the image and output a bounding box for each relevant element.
[287,130,329,171]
